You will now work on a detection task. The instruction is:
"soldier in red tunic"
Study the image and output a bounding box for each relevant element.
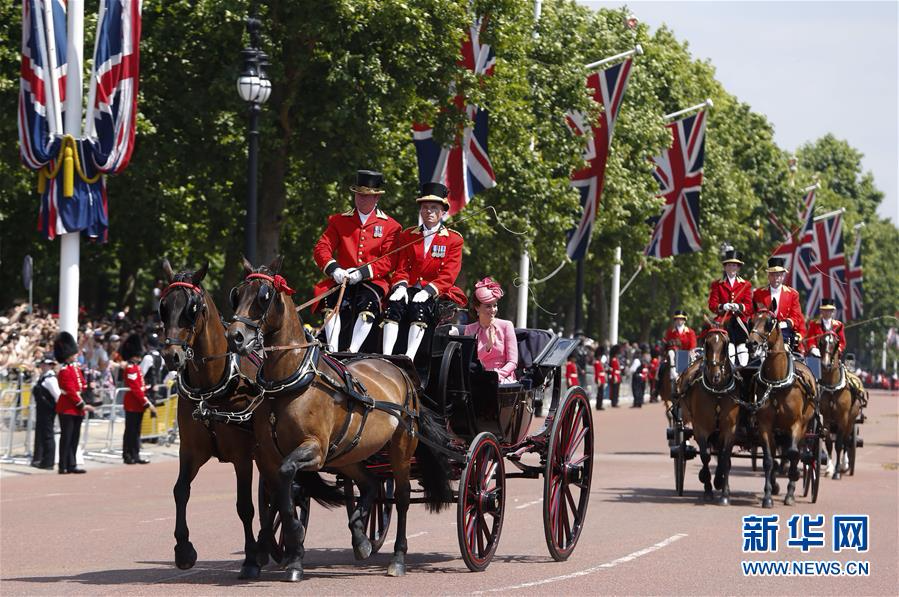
[751,257,806,352]
[382,182,466,360]
[313,170,402,352]
[658,310,697,394]
[120,334,157,464]
[805,298,846,355]
[54,332,95,474]
[707,249,753,365]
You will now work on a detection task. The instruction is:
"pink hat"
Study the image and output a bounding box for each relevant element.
[474,277,504,305]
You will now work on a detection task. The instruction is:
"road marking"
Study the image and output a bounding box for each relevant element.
[407,531,428,539]
[155,563,234,583]
[474,533,688,593]
[514,499,542,510]
[139,516,174,524]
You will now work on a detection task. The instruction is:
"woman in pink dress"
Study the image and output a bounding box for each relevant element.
[463,277,518,384]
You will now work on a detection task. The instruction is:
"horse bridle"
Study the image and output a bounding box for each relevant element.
[819,330,841,371]
[747,308,778,349]
[229,272,294,354]
[701,327,736,393]
[159,281,207,365]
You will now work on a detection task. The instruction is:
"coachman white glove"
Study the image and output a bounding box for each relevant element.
[332,268,348,285]
[346,269,363,285]
[412,290,430,303]
[810,347,821,357]
[389,286,407,302]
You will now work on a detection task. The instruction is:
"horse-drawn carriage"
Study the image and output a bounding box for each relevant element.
[664,312,828,507]
[159,260,594,581]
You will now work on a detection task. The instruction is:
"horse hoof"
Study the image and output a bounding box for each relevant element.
[238,563,261,580]
[387,561,406,577]
[283,568,303,582]
[256,551,270,568]
[174,543,197,570]
[784,495,795,506]
[771,482,781,496]
[353,538,373,561]
[832,472,841,481]
[718,496,730,506]
[762,497,774,509]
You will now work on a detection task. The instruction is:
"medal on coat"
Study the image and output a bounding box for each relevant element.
[373,225,383,238]
[432,244,446,258]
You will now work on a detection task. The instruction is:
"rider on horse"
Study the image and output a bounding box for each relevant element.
[655,310,697,401]
[381,182,467,361]
[313,170,402,352]
[708,249,753,366]
[751,257,806,354]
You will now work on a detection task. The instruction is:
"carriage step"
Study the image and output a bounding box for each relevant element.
[670,445,698,460]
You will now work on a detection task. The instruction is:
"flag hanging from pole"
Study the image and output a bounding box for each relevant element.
[844,230,863,321]
[413,16,496,217]
[771,187,816,292]
[19,0,141,242]
[805,212,846,318]
[644,110,707,258]
[565,58,633,260]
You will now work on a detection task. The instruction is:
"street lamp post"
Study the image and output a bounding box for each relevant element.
[237,16,271,265]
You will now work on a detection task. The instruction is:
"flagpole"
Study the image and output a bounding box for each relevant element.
[517,0,542,329]
[609,245,621,344]
[59,0,85,337]
[663,98,713,121]
[585,44,643,70]
[813,207,846,222]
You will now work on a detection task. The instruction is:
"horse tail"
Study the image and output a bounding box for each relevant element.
[414,403,455,513]
[294,471,345,509]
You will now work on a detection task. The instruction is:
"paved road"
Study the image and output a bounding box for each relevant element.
[2,391,896,595]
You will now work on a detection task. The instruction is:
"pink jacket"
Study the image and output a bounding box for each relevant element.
[464,318,518,383]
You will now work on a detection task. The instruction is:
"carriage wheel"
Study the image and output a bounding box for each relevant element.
[438,341,462,414]
[265,490,310,565]
[848,424,858,476]
[671,405,686,496]
[751,445,759,472]
[343,477,395,555]
[457,432,505,572]
[543,387,594,561]
[801,435,822,503]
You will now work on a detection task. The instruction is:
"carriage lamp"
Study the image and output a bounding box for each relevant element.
[236,13,271,265]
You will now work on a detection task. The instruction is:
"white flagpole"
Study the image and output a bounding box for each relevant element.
[59,0,84,337]
[802,182,821,193]
[585,44,643,70]
[663,98,713,121]
[609,246,621,344]
[813,207,846,222]
[517,0,542,328]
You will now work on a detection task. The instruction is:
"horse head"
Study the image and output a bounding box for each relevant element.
[746,303,781,354]
[226,255,298,356]
[818,330,841,371]
[158,259,211,371]
[701,327,730,387]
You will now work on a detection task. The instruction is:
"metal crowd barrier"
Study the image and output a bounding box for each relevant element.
[1,389,34,462]
[139,384,179,446]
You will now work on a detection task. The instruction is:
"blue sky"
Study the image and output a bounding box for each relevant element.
[579,1,898,224]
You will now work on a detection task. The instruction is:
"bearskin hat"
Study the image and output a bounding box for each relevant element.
[53,332,78,363]
[120,334,145,362]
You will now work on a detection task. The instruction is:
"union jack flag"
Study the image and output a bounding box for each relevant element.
[771,187,816,291]
[805,212,846,318]
[566,58,633,260]
[18,0,67,169]
[844,230,863,321]
[413,16,495,217]
[644,110,706,258]
[20,0,141,241]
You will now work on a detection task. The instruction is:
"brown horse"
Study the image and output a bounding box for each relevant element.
[746,306,817,508]
[158,261,264,578]
[681,328,741,505]
[816,331,861,480]
[226,257,454,582]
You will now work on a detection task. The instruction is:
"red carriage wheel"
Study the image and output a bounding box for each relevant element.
[543,387,594,561]
[457,432,505,572]
[343,477,395,555]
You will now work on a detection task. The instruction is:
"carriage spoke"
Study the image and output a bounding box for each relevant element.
[566,425,588,460]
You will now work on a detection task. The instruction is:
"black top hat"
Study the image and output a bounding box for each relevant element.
[820,298,837,309]
[672,309,687,319]
[721,249,744,265]
[766,257,787,273]
[53,332,78,363]
[416,182,450,209]
[350,170,385,195]
[120,334,145,362]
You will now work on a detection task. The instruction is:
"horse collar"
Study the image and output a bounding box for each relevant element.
[819,363,847,393]
[177,352,243,403]
[256,333,321,398]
